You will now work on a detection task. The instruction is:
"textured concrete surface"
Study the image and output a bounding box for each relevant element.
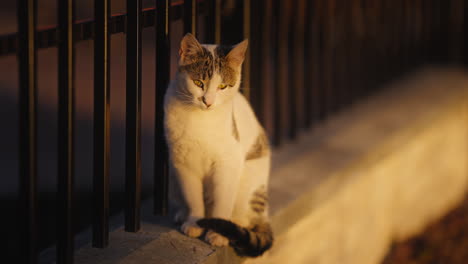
[72,205,243,264]
[247,67,468,264]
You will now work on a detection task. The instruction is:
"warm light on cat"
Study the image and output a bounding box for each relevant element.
[163,33,273,257]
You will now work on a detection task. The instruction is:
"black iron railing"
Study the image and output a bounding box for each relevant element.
[57,0,74,262]
[17,1,38,263]
[3,0,465,263]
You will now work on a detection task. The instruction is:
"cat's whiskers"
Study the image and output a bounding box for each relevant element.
[174,89,195,104]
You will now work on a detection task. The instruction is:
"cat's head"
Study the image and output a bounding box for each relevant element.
[175,33,248,110]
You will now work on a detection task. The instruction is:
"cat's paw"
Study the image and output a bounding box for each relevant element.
[173,210,187,224]
[205,230,229,247]
[181,219,204,238]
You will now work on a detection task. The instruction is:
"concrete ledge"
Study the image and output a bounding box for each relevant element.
[73,67,468,264]
[248,67,468,264]
[72,206,244,264]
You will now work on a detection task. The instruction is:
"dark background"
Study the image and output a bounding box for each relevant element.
[0,0,244,257]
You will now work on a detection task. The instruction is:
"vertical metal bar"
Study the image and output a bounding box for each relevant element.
[184,0,198,36]
[244,0,272,136]
[57,0,75,261]
[93,0,110,248]
[314,0,326,121]
[414,0,422,65]
[323,0,335,115]
[346,0,355,101]
[260,0,274,137]
[272,0,291,145]
[290,0,306,137]
[363,0,374,92]
[439,0,444,61]
[421,0,428,63]
[387,0,395,77]
[17,0,37,262]
[243,0,251,101]
[465,0,468,66]
[432,0,438,62]
[409,0,415,67]
[154,0,170,215]
[334,3,345,107]
[398,0,403,72]
[242,0,265,115]
[341,1,350,103]
[387,0,399,78]
[357,0,368,97]
[205,0,222,44]
[419,0,425,63]
[373,0,382,85]
[441,0,450,62]
[365,0,374,90]
[304,0,315,128]
[125,0,142,232]
[357,0,366,97]
[424,0,430,64]
[287,0,297,139]
[271,0,281,145]
[403,0,410,68]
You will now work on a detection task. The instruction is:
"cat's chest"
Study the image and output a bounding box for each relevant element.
[166,109,233,150]
[165,110,235,171]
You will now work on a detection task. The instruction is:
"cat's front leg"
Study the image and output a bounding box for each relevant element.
[206,161,243,246]
[211,164,242,218]
[174,165,205,238]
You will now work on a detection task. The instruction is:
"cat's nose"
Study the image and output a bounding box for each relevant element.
[202,97,212,108]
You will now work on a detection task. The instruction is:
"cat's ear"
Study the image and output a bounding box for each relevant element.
[227,39,248,68]
[179,33,203,64]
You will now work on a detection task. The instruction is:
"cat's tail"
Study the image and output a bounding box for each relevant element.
[197,218,273,257]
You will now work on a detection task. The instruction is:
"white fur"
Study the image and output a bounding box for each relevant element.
[164,43,270,246]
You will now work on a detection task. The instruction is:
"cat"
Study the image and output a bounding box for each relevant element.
[163,33,273,257]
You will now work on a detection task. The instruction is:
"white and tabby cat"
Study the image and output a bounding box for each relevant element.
[164,33,273,257]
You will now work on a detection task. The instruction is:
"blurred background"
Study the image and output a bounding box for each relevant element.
[1,0,467,263]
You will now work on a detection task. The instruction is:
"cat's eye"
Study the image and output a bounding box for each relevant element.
[193,80,204,89]
[218,84,228,90]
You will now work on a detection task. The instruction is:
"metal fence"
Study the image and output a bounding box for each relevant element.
[1,0,465,263]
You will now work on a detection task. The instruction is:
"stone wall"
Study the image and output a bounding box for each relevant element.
[248,68,468,264]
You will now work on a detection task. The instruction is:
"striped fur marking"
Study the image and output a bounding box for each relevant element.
[179,43,238,87]
[250,186,268,214]
[214,45,237,86]
[246,130,270,160]
[179,46,214,81]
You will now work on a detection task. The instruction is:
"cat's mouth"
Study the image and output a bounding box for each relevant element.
[202,106,213,111]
